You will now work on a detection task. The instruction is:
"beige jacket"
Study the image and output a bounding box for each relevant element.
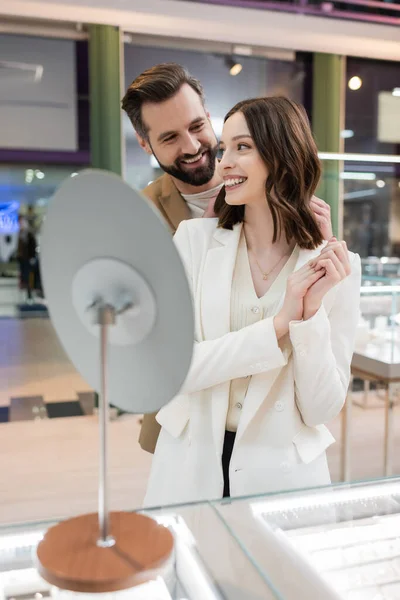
[143,173,191,233]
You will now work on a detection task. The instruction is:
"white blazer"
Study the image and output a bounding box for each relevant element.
[144,218,361,508]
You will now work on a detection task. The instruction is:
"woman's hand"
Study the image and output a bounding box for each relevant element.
[274,261,325,339]
[303,237,351,320]
[311,197,332,240]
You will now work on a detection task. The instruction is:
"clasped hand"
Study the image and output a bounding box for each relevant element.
[274,237,351,338]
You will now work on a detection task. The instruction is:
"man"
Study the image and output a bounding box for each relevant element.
[121,62,332,454]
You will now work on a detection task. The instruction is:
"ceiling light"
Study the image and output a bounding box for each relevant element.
[344,189,377,201]
[232,45,252,56]
[35,170,45,180]
[318,152,400,163]
[0,60,43,83]
[392,88,400,97]
[25,169,34,184]
[230,63,242,76]
[341,130,354,139]
[376,179,386,188]
[225,57,243,76]
[340,172,376,181]
[348,76,362,91]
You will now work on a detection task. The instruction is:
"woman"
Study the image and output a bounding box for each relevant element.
[144,97,360,507]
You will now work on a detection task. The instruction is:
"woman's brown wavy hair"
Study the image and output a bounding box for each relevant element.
[214,96,323,250]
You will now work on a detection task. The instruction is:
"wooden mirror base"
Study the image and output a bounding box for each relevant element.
[36,511,175,594]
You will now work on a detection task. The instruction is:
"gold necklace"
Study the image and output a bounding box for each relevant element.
[243,226,291,281]
[251,251,289,281]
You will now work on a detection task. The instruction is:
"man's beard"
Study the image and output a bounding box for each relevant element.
[152,143,218,187]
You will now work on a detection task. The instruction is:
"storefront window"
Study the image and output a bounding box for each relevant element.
[345,57,400,156]
[0,165,81,317]
[341,57,400,259]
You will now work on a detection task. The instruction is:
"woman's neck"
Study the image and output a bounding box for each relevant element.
[243,204,294,258]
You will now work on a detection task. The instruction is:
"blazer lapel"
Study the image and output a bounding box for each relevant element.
[201,223,242,340]
[201,223,242,453]
[235,243,327,444]
[159,175,191,231]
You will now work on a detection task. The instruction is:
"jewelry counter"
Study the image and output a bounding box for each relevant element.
[214,477,400,600]
[4,478,400,600]
[343,279,400,481]
[0,503,276,600]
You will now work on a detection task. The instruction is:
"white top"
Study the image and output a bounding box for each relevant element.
[181,184,223,218]
[226,231,300,432]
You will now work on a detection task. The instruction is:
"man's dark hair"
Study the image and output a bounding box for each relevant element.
[214,96,323,250]
[121,63,205,140]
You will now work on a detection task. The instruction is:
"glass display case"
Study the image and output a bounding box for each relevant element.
[349,278,400,480]
[4,479,400,599]
[362,258,400,281]
[214,477,400,600]
[355,277,400,371]
[0,503,277,600]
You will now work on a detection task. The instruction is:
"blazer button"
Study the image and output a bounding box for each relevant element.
[297,344,307,357]
[236,402,243,410]
[251,306,260,314]
[274,401,285,412]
